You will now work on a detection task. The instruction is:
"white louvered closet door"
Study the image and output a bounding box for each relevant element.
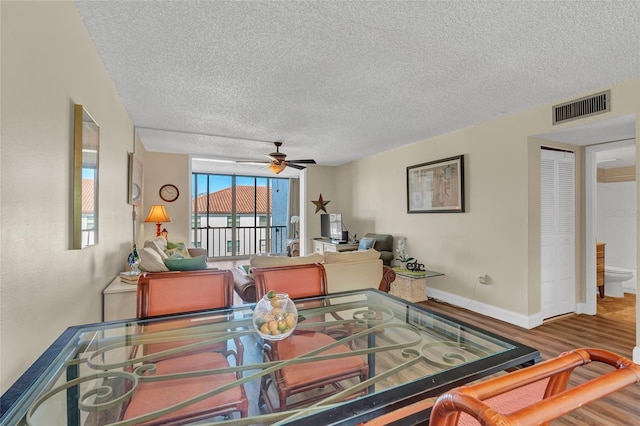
[540,148,576,320]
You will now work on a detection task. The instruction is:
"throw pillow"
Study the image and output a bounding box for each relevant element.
[249,252,323,268]
[165,241,191,258]
[139,247,170,272]
[358,237,376,251]
[144,239,168,260]
[323,249,380,264]
[164,255,208,271]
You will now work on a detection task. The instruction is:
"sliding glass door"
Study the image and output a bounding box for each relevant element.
[192,173,290,259]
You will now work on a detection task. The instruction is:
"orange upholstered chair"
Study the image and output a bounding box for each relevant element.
[136,269,235,318]
[361,348,640,426]
[253,263,369,412]
[122,269,248,425]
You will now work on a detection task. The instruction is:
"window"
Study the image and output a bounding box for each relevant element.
[192,173,291,258]
[226,216,240,228]
[226,240,240,253]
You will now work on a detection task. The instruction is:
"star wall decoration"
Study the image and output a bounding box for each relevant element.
[312,193,330,213]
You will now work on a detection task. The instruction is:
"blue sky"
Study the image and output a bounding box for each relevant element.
[192,174,272,196]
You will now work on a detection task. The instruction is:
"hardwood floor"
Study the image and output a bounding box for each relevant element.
[597,293,636,323]
[419,297,639,425]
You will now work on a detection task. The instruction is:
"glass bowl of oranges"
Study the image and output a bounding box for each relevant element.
[253,291,298,340]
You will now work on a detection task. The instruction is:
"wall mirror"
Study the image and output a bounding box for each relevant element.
[73,104,99,249]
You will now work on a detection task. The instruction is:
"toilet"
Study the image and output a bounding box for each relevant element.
[604,266,634,298]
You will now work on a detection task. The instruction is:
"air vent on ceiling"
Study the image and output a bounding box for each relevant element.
[552,90,610,125]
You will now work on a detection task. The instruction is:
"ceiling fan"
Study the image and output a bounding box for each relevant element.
[238,142,316,174]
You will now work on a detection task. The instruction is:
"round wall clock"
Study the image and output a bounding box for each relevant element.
[159,184,179,202]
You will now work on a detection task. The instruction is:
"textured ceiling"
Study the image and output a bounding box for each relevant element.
[74,1,640,167]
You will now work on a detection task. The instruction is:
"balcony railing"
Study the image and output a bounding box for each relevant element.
[192,225,288,258]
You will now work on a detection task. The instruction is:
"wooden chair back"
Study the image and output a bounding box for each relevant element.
[362,348,640,425]
[137,269,233,317]
[253,263,328,300]
[135,269,236,359]
[378,265,396,292]
[251,262,367,412]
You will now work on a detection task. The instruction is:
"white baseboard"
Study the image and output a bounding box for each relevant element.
[426,287,543,329]
[576,302,596,315]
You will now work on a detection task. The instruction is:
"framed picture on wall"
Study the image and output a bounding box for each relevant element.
[407,155,465,213]
[128,152,143,206]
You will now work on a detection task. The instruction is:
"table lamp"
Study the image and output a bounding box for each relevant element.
[144,205,171,237]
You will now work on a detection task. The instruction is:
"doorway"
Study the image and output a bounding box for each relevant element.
[536,114,637,317]
[586,139,636,314]
[540,148,576,320]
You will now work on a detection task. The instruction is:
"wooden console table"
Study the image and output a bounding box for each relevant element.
[390,269,444,303]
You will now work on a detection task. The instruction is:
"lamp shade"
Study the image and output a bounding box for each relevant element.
[144,205,171,237]
[268,163,286,174]
[144,205,171,223]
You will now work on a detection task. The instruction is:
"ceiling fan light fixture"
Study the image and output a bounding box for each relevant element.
[269,163,286,174]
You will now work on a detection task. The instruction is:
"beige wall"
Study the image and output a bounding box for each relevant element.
[1,2,135,392]
[139,151,191,245]
[303,166,339,253]
[335,78,639,328]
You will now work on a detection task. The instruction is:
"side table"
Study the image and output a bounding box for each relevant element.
[389,269,444,303]
[103,276,137,321]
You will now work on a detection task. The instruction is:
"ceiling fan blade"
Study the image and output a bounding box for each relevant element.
[288,159,316,164]
[236,160,270,165]
[286,163,306,170]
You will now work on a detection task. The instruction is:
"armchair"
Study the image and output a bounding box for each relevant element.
[363,348,640,426]
[122,269,248,424]
[363,233,394,266]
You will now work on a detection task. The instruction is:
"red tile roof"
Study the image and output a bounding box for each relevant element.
[82,179,95,213]
[193,185,270,214]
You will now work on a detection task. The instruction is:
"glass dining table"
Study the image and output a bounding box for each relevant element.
[0,289,539,425]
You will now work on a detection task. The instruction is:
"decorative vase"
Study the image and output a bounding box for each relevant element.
[253,292,298,341]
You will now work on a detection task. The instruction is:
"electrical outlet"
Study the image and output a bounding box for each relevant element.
[478,275,488,285]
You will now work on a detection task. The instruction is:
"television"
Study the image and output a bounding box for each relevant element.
[320,213,345,241]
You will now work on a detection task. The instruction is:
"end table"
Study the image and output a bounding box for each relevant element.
[389,269,444,303]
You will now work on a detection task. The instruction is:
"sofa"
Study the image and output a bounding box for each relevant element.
[137,236,209,272]
[232,249,396,303]
[363,233,394,266]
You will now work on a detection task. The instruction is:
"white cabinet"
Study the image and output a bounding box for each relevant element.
[103,277,137,321]
[312,239,359,254]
